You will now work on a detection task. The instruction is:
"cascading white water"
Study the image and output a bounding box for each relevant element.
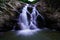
[17,4,44,36]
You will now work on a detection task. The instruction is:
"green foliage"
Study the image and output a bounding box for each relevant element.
[0,0,6,6]
[19,0,38,4]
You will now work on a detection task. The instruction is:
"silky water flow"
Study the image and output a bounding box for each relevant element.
[16,4,44,36]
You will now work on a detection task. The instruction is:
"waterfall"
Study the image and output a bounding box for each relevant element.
[16,4,44,36]
[18,4,29,29]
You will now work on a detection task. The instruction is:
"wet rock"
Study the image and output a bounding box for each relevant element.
[36,15,46,29]
[36,0,60,31]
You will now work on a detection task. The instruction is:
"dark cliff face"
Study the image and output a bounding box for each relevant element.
[0,0,22,31]
[36,0,60,31]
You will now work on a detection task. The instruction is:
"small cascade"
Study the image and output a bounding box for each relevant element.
[16,4,44,36]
